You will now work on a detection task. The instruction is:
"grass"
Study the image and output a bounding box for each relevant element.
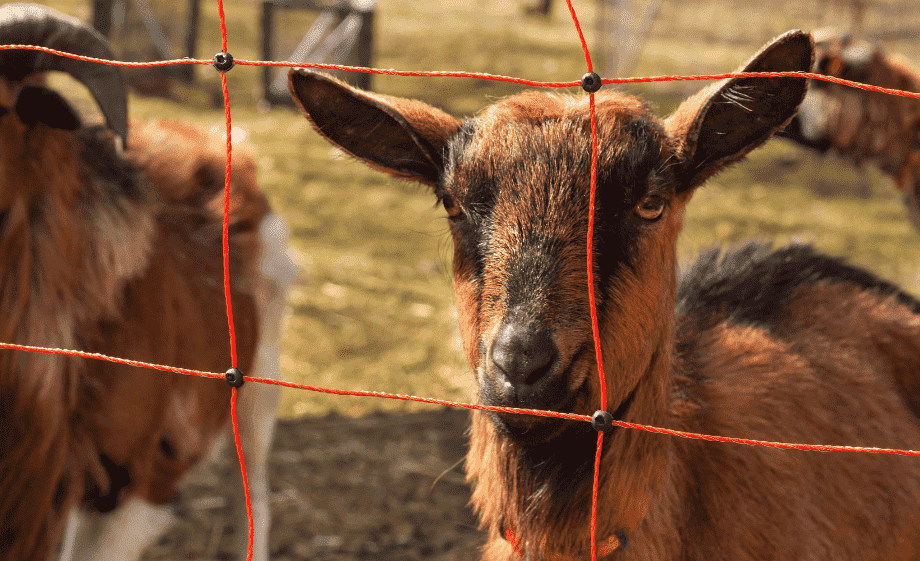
[39,0,920,418]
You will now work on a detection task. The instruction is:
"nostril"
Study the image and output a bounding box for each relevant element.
[490,321,557,388]
[159,436,176,459]
[523,357,554,386]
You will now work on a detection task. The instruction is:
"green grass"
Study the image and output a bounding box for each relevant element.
[40,0,920,417]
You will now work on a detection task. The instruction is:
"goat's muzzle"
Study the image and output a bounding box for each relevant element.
[481,317,586,437]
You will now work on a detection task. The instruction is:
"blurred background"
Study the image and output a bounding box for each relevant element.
[30,0,920,558]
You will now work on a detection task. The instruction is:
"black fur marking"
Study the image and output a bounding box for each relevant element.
[439,120,476,198]
[441,120,487,279]
[676,242,920,334]
[52,475,69,511]
[489,382,637,534]
[593,117,674,296]
[159,435,176,459]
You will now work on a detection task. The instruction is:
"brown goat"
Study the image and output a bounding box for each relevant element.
[779,30,920,228]
[0,5,294,561]
[289,30,920,560]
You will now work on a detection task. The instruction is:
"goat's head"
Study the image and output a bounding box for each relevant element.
[809,29,877,85]
[0,4,127,147]
[289,32,812,442]
[779,29,880,150]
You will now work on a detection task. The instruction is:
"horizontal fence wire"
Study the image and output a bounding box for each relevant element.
[3,45,920,99]
[4,339,920,457]
[2,5,920,560]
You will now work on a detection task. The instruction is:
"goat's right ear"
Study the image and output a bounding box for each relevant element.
[288,69,462,187]
[664,30,814,192]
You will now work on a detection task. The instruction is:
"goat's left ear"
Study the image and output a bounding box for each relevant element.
[664,30,814,191]
[15,85,81,131]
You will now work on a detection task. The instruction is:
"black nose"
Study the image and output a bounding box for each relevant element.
[490,321,558,389]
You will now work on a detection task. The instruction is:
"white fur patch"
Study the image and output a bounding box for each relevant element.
[217,213,296,561]
[797,89,837,142]
[57,499,174,561]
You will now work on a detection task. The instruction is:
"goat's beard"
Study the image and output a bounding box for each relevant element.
[468,407,604,559]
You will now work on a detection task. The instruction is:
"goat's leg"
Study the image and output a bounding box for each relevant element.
[228,213,296,561]
[56,499,174,561]
[228,377,281,561]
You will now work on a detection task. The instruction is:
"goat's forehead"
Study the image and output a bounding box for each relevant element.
[443,91,670,208]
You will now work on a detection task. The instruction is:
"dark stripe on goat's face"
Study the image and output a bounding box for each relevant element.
[593,117,676,296]
[441,91,675,427]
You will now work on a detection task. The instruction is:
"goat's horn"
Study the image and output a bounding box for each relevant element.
[0,4,127,143]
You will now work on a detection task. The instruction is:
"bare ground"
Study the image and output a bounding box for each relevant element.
[141,407,484,561]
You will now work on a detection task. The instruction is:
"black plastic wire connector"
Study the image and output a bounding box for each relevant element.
[591,410,614,433]
[225,367,245,388]
[213,52,235,72]
[581,72,602,93]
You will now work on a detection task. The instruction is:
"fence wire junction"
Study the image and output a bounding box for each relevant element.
[2,1,920,560]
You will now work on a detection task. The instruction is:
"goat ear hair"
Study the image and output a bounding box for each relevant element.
[15,85,80,131]
[663,29,814,191]
[287,68,461,187]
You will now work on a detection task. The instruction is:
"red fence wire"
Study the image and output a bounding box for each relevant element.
[5,43,920,98]
[3,3,920,560]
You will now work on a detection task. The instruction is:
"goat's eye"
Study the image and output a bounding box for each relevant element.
[635,196,665,221]
[442,193,463,219]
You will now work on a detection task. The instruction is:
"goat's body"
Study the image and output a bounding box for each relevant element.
[662,243,920,560]
[0,8,292,559]
[78,119,265,508]
[0,119,157,560]
[0,116,293,560]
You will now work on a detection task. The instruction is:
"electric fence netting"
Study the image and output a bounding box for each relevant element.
[2,1,920,560]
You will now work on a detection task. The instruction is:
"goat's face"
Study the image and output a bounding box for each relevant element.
[289,30,813,441]
[810,32,877,85]
[438,93,686,438]
[779,31,879,149]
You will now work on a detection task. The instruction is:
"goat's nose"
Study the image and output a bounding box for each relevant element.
[490,321,557,388]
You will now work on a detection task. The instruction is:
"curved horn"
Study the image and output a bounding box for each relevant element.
[0,4,128,143]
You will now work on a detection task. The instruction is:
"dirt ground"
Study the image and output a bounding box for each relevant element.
[142,407,484,561]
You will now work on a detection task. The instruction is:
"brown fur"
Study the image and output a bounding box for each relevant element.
[290,30,920,560]
[0,87,267,559]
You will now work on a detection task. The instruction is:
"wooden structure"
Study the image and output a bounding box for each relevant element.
[261,0,376,106]
[92,0,200,83]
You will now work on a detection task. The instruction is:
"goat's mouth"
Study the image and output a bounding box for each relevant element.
[479,350,595,442]
[484,387,588,443]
